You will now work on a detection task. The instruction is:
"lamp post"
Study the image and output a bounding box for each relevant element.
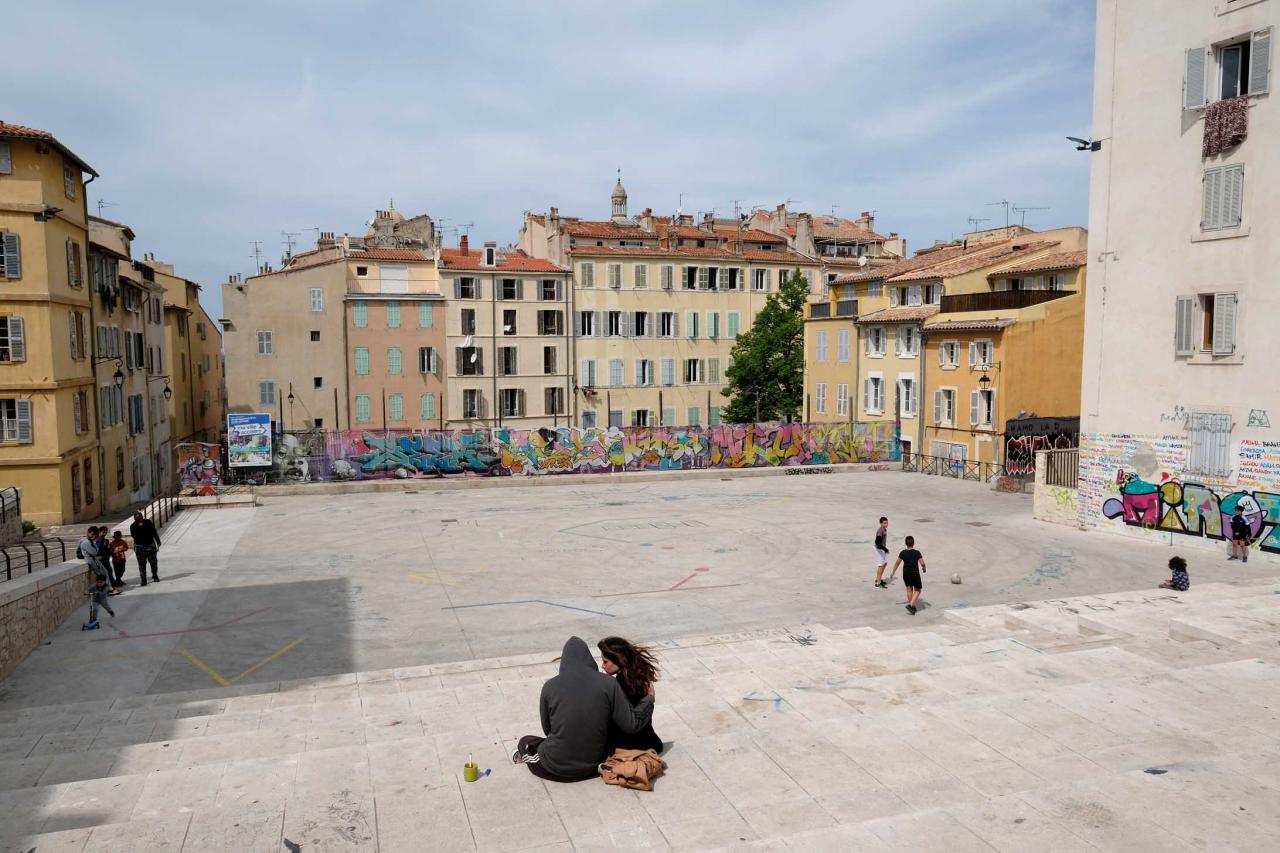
[287,384,295,431]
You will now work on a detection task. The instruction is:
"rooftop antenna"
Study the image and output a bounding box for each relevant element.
[986,199,1011,229]
[95,199,118,218]
[1011,205,1050,227]
[829,203,840,219]
[457,222,474,236]
[967,216,991,232]
[677,192,685,215]
[249,241,264,270]
[280,230,299,258]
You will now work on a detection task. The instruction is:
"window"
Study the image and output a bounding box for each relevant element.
[388,393,404,422]
[387,347,402,374]
[500,388,524,417]
[631,409,652,427]
[577,311,597,337]
[310,288,324,312]
[1195,292,1238,355]
[1187,411,1233,477]
[727,312,741,339]
[633,264,648,289]
[1202,165,1244,231]
[499,279,522,300]
[419,346,439,373]
[752,269,770,291]
[499,346,518,376]
[924,284,942,305]
[582,411,597,428]
[815,383,827,414]
[697,267,710,290]
[542,346,557,375]
[72,389,89,434]
[969,339,994,368]
[386,303,401,328]
[685,407,700,425]
[608,409,624,428]
[607,311,625,337]
[64,162,77,199]
[895,326,919,357]
[1,232,21,279]
[503,309,517,335]
[313,376,323,389]
[866,326,886,356]
[898,377,918,417]
[633,311,650,337]
[313,418,323,429]
[116,447,126,492]
[420,392,436,420]
[65,240,83,288]
[0,141,9,175]
[707,358,721,383]
[660,265,674,290]
[660,312,677,337]
[537,310,563,335]
[661,357,675,387]
[455,277,480,299]
[971,388,996,427]
[259,381,275,407]
[580,359,597,387]
[706,311,720,340]
[71,463,81,512]
[419,303,434,328]
[684,358,703,383]
[836,383,849,416]
[352,301,367,327]
[354,347,370,375]
[540,280,561,301]
[462,390,482,419]
[939,340,960,368]
[578,263,595,288]
[685,311,699,339]
[635,359,654,386]
[545,387,565,415]
[608,358,624,386]
[0,316,25,362]
[380,265,409,294]
[0,398,32,443]
[461,308,476,336]
[311,330,320,342]
[815,330,828,363]
[1186,29,1272,109]
[933,388,956,425]
[256,330,273,355]
[864,376,885,415]
[709,406,722,425]
[605,263,623,289]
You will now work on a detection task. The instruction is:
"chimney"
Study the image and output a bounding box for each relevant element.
[700,212,715,232]
[317,231,336,249]
[459,234,469,253]
[678,213,694,227]
[795,213,815,255]
[639,207,654,232]
[775,203,787,228]
[856,210,875,233]
[482,240,497,267]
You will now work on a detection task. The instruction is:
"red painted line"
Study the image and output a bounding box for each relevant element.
[669,571,701,591]
[90,607,273,642]
[591,583,741,599]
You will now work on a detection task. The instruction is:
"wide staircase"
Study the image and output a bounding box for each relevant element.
[1,578,1279,852]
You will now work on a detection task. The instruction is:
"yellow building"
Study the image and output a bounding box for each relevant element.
[519,179,820,427]
[0,121,99,524]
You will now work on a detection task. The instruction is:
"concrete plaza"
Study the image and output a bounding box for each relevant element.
[1,469,1278,852]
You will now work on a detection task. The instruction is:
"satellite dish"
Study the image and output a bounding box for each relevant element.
[469,353,478,364]
[857,255,869,268]
[503,325,513,333]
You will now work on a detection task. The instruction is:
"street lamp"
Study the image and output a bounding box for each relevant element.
[978,372,992,391]
[147,374,172,400]
[94,357,125,388]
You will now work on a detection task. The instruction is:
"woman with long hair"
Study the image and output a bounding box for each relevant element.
[597,636,664,754]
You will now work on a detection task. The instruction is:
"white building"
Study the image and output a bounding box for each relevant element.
[1079,0,1277,558]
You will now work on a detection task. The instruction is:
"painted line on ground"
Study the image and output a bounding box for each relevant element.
[177,637,304,687]
[592,567,741,598]
[91,607,273,642]
[442,599,616,618]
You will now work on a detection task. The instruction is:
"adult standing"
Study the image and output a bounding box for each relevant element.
[130,511,162,585]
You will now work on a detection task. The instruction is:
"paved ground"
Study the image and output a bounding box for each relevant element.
[0,469,1259,709]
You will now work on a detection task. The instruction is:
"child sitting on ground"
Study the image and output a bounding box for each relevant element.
[1159,556,1189,592]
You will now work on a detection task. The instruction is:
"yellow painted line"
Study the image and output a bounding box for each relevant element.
[229,638,303,685]
[177,638,303,687]
[176,647,232,687]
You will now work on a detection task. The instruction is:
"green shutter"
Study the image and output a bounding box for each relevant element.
[356,395,370,422]
[355,347,369,375]
[388,347,402,374]
[419,303,433,328]
[421,393,436,420]
[387,303,401,328]
[353,301,367,328]
[388,393,403,421]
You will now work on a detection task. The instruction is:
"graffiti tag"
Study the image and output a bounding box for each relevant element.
[1102,470,1279,554]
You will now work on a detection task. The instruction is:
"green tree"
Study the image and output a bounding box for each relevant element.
[721,268,809,423]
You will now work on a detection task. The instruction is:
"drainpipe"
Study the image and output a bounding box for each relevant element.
[490,272,498,428]
[917,322,927,460]
[80,172,108,515]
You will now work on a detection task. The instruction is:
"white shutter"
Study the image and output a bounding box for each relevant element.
[72,391,82,434]
[7,317,24,362]
[864,379,873,412]
[1184,46,1207,109]
[933,389,942,423]
[1250,27,1272,96]
[634,360,643,385]
[1,232,20,279]
[968,341,978,366]
[0,141,10,174]
[1174,296,1195,356]
[1212,292,1237,355]
[15,399,32,443]
[889,287,899,307]
[1223,164,1244,228]
[1202,168,1222,229]
[969,390,980,426]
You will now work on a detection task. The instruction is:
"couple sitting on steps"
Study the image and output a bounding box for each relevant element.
[514,636,663,782]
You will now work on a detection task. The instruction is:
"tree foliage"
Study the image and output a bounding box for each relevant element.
[721,268,809,423]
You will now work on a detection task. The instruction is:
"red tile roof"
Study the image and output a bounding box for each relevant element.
[923,318,1017,332]
[857,306,940,324]
[811,215,887,243]
[719,228,787,244]
[349,248,431,262]
[988,249,1087,276]
[561,220,657,239]
[439,248,567,273]
[835,246,969,284]
[0,120,97,175]
[887,241,1060,283]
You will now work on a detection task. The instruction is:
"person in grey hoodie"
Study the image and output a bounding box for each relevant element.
[513,636,655,782]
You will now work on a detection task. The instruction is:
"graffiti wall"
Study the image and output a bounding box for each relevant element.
[1004,416,1078,476]
[177,443,222,494]
[1079,432,1280,556]
[256,422,897,482]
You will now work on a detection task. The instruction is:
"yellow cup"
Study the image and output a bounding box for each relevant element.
[463,762,480,782]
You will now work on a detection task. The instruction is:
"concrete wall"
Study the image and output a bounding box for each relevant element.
[1033,450,1081,528]
[0,562,90,680]
[0,488,22,546]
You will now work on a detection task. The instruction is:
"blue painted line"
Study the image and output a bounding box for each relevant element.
[443,599,616,618]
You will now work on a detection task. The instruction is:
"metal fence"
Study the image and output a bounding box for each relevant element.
[902,453,1009,483]
[1042,447,1080,488]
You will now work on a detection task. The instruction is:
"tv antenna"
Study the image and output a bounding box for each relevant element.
[986,199,1011,229]
[967,216,991,232]
[829,203,840,219]
[249,241,264,269]
[280,230,299,258]
[1012,205,1050,227]
[95,199,118,218]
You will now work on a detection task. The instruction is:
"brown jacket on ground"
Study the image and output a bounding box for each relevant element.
[599,748,666,791]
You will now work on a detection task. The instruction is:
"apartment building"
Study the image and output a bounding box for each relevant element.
[749,204,906,296]
[1079,0,1276,546]
[519,179,820,427]
[438,237,569,429]
[0,121,99,524]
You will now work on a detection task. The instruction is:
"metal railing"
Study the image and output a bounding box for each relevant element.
[1042,447,1080,488]
[902,453,1009,483]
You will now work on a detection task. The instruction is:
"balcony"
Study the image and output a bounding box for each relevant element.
[940,290,1072,314]
[808,303,831,319]
[835,299,858,317]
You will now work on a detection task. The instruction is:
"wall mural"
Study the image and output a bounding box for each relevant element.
[176,442,222,494]
[1079,433,1280,555]
[255,421,900,482]
[1004,416,1079,476]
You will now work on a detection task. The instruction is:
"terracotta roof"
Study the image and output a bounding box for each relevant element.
[811,215,887,243]
[715,227,787,244]
[988,249,1087,276]
[835,245,969,284]
[561,220,657,239]
[857,306,940,324]
[439,248,567,273]
[923,318,1016,332]
[570,245,812,264]
[888,240,1060,283]
[0,120,97,175]
[348,248,431,262]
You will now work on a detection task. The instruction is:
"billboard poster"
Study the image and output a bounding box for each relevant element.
[227,413,273,467]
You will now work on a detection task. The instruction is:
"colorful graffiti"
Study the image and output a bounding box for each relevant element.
[1004,416,1078,476]
[300,422,897,481]
[177,442,222,494]
[1101,470,1279,554]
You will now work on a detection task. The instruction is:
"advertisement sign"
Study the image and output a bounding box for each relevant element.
[227,413,273,467]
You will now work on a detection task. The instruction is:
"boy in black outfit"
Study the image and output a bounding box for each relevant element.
[1229,506,1250,563]
[890,535,926,614]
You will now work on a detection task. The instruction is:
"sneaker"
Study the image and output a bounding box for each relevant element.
[512,749,526,765]
[1228,555,1238,560]
[1243,555,1248,563]
[152,576,160,583]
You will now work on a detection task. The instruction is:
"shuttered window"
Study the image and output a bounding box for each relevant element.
[1251,27,1272,96]
[419,304,433,328]
[386,303,401,328]
[354,347,369,375]
[837,330,850,363]
[608,359,623,387]
[1202,165,1244,231]
[0,399,33,443]
[355,395,371,422]
[0,141,10,174]
[727,312,741,339]
[579,262,595,288]
[815,330,828,363]
[1187,411,1232,477]
[387,347,402,374]
[352,301,367,328]
[1212,292,1237,355]
[1174,296,1196,356]
[1,232,20,279]
[387,394,404,421]
[1184,47,1207,109]
[0,316,25,362]
[420,393,436,420]
[259,381,275,406]
[815,384,826,415]
[661,358,675,386]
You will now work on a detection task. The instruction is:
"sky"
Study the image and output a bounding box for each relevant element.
[5,1,1096,322]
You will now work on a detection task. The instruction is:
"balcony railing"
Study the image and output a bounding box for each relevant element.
[939,290,1073,314]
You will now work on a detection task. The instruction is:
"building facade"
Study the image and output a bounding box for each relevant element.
[439,238,570,429]
[1079,0,1277,555]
